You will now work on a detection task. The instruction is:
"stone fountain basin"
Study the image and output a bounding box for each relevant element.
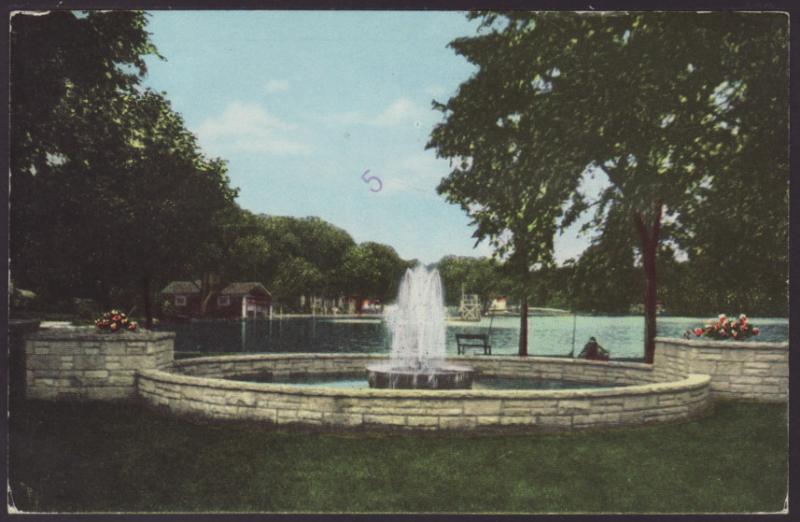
[136,353,712,431]
[366,362,476,389]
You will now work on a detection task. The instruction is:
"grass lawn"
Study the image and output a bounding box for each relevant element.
[8,398,787,513]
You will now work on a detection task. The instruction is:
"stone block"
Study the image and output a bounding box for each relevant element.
[363,414,406,426]
[73,354,105,369]
[439,416,477,429]
[84,370,109,378]
[405,415,439,427]
[768,365,789,377]
[657,394,687,407]
[296,410,323,422]
[26,356,62,370]
[227,392,257,407]
[500,415,535,425]
[558,400,592,413]
[463,400,502,415]
[694,351,724,361]
[732,376,764,385]
[623,395,659,410]
[277,409,300,421]
[107,374,135,386]
[743,362,771,370]
[713,361,742,375]
[753,352,786,362]
[101,345,128,357]
[122,356,147,370]
[53,342,82,355]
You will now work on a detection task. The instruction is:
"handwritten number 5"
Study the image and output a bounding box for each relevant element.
[361,170,382,192]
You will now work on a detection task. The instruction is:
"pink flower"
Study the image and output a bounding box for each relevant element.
[752,327,760,335]
[694,327,703,336]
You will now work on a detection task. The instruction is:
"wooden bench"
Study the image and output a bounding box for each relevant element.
[455,333,491,355]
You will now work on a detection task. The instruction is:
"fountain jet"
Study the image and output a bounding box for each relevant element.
[367,265,475,389]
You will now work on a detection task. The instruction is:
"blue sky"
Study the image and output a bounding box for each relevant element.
[142,10,595,264]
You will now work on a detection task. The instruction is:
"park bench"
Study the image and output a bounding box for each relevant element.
[455,333,492,355]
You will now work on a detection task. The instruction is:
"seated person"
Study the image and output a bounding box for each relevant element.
[578,336,610,361]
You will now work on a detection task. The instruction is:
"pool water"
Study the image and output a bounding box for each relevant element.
[224,372,621,390]
[159,315,788,360]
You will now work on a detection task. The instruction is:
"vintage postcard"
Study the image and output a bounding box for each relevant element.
[6,6,791,515]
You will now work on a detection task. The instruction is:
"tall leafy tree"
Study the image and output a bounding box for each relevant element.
[10,11,238,328]
[428,16,592,356]
[435,11,788,361]
[10,11,159,304]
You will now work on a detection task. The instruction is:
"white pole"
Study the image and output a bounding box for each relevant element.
[571,312,577,358]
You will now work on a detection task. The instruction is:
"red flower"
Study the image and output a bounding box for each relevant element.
[694,328,703,336]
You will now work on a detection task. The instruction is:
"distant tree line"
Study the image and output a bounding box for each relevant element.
[434,252,787,318]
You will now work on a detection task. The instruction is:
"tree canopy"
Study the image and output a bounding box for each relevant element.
[10,11,237,323]
[431,11,788,360]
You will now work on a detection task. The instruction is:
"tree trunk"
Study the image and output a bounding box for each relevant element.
[142,276,153,330]
[634,202,663,364]
[518,265,530,357]
[519,293,529,357]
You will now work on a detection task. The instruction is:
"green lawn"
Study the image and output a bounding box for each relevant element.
[8,398,787,513]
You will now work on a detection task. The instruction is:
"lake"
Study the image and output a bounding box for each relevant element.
[157,315,789,360]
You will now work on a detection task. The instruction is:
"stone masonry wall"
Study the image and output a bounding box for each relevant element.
[25,328,174,400]
[137,353,710,431]
[654,337,788,402]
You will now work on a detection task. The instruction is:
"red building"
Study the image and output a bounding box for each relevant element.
[215,282,272,319]
[160,280,272,320]
[160,280,203,317]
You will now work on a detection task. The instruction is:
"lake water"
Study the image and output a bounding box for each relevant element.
[158,315,789,361]
[225,372,621,390]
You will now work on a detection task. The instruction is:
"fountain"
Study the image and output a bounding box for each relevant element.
[367,265,476,389]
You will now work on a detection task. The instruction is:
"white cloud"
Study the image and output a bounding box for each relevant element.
[321,98,433,129]
[373,98,429,128]
[378,152,450,195]
[264,79,291,94]
[195,101,310,155]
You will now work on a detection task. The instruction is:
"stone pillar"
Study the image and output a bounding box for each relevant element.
[654,337,788,402]
[24,328,175,400]
[9,319,42,400]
